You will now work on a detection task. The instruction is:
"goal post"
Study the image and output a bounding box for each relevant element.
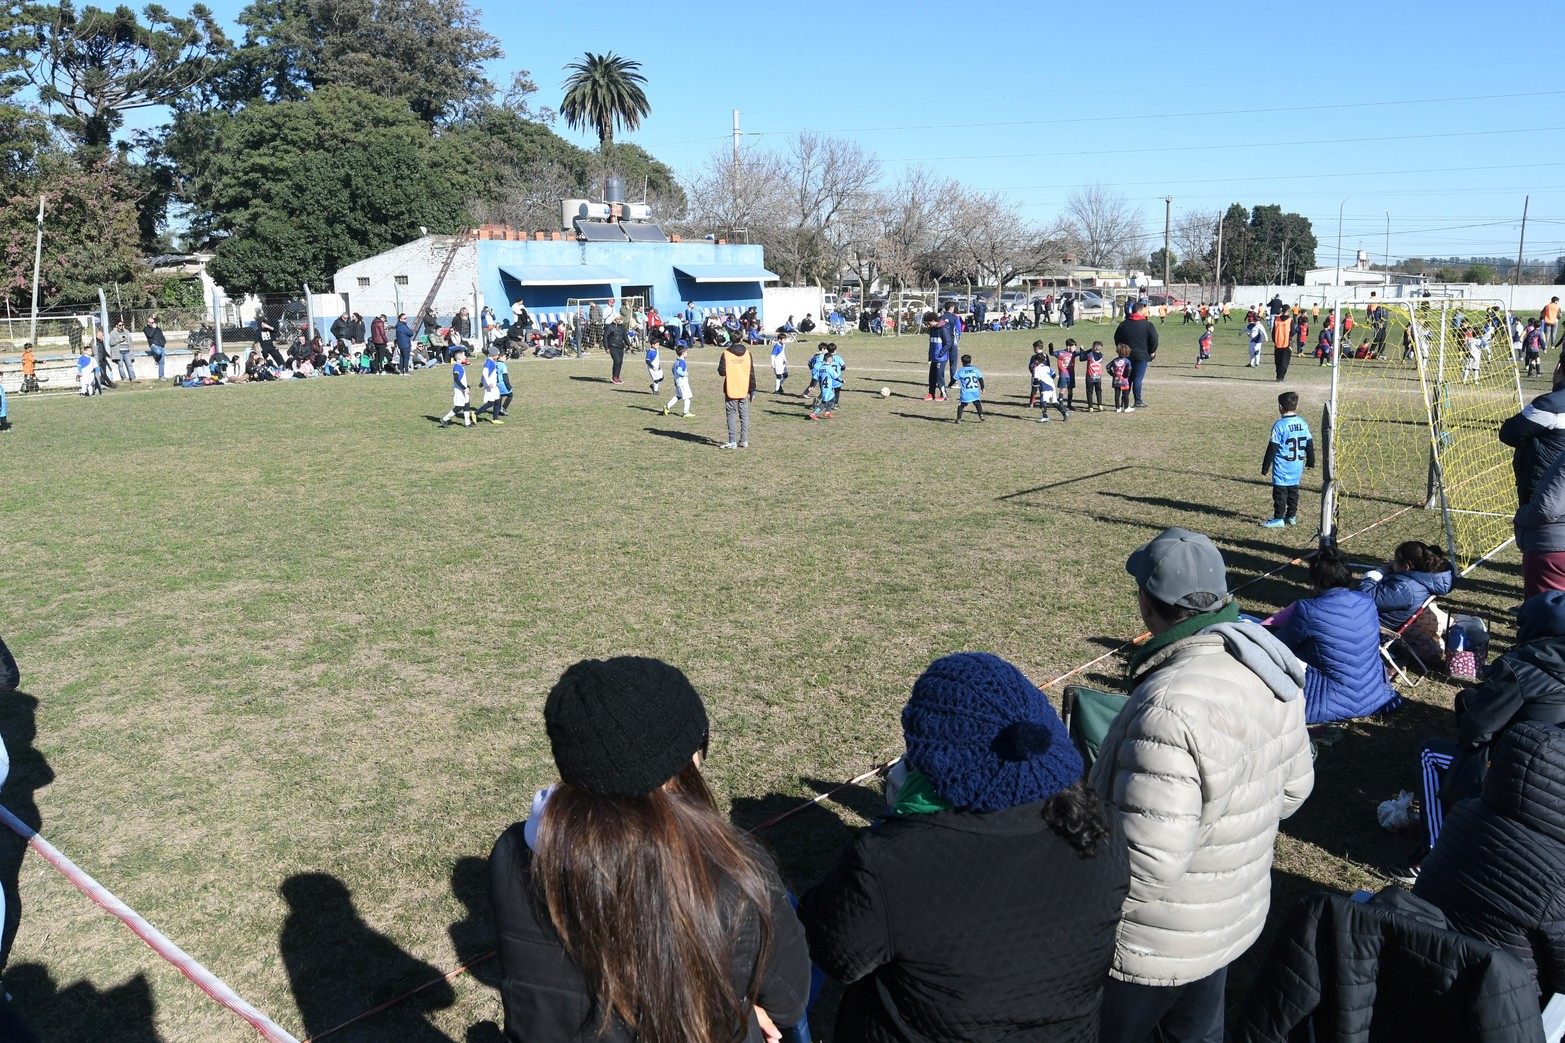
[1319,296,1522,576]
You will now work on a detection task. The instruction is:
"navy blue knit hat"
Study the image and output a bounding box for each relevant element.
[902,652,1083,812]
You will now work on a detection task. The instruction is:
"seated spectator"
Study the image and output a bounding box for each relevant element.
[488,658,809,1043]
[797,313,816,334]
[800,652,1128,1043]
[1273,544,1400,724]
[1514,445,1565,598]
[1357,541,1453,660]
[1412,721,1565,999]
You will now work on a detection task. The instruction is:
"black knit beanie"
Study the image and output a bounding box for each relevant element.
[544,657,710,797]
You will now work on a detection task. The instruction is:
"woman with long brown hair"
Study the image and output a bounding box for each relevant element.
[488,657,809,1043]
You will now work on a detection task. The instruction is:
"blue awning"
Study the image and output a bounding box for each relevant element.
[499,264,626,286]
[672,264,779,283]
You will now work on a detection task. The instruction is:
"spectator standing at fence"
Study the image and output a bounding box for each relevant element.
[330,312,350,348]
[107,319,134,381]
[1093,527,1313,1043]
[393,314,414,374]
[142,315,167,379]
[349,312,365,347]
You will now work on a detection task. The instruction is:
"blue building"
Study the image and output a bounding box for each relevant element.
[333,232,776,330]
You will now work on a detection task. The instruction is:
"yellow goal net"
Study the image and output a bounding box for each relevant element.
[1320,297,1522,574]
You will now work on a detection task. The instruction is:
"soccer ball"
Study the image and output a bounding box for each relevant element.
[879,387,891,398]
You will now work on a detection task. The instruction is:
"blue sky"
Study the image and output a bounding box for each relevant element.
[193,0,1565,264]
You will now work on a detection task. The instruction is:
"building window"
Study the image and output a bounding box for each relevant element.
[357,277,370,287]
[394,275,409,286]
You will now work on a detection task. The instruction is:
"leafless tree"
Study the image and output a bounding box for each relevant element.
[771,133,881,286]
[877,168,960,297]
[947,190,1035,299]
[1064,184,1146,269]
[1172,209,1220,270]
[467,159,582,231]
[678,146,787,243]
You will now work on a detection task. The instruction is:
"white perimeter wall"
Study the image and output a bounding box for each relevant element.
[762,287,824,330]
[1218,283,1562,313]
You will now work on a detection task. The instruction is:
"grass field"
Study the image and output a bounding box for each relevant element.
[0,315,1545,1042]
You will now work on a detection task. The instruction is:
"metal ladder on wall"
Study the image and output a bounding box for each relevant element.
[412,230,475,338]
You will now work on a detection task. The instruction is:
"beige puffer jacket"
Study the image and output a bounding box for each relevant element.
[1088,632,1314,986]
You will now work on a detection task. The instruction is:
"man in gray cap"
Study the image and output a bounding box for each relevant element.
[1092,527,1313,1043]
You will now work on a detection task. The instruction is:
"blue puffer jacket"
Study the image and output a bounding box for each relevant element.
[1358,567,1454,630]
[1275,587,1399,724]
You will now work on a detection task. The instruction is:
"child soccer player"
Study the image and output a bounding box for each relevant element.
[480,349,503,423]
[1035,354,1070,422]
[770,335,788,393]
[663,345,693,417]
[496,354,514,415]
[1053,339,1078,410]
[1261,390,1315,528]
[1080,341,1105,412]
[0,381,9,431]
[646,339,664,394]
[802,342,826,406]
[953,354,985,422]
[1197,323,1213,368]
[1028,341,1049,406]
[440,346,475,427]
[1109,343,1133,412]
[20,343,38,393]
[77,343,98,395]
[1523,319,1546,377]
[809,343,843,420]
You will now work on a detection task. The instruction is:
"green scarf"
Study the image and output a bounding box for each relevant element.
[1127,599,1240,675]
[892,766,955,816]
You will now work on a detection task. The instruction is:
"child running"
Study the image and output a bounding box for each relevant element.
[1109,343,1133,412]
[440,346,475,427]
[1196,323,1213,368]
[1261,390,1315,527]
[646,339,663,395]
[1080,341,1106,412]
[770,335,788,393]
[496,353,514,416]
[663,345,693,417]
[953,353,985,423]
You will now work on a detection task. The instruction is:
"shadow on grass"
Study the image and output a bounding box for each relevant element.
[890,412,957,424]
[1099,491,1247,521]
[566,375,609,384]
[0,688,53,968]
[5,963,158,1042]
[624,404,666,415]
[280,872,456,1043]
[447,856,500,988]
[644,427,719,446]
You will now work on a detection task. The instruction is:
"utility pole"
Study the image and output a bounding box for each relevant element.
[732,109,741,166]
[1162,196,1172,291]
[1335,198,1346,290]
[1513,195,1529,311]
[1212,215,1224,305]
[28,196,44,348]
[731,110,742,242]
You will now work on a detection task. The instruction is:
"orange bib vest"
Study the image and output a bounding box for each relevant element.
[1273,316,1292,349]
[723,350,752,399]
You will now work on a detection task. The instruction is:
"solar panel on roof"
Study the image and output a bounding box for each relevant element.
[621,223,668,243]
[574,221,629,242]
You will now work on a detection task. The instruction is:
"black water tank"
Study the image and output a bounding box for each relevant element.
[605,176,625,204]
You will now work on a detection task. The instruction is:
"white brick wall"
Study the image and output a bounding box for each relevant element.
[333,237,479,321]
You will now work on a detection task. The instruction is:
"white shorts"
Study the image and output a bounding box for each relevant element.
[675,376,692,399]
[453,388,470,407]
[648,364,664,383]
[482,386,499,405]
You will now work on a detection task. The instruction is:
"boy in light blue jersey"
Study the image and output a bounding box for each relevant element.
[496,354,513,416]
[953,354,985,423]
[1261,390,1315,527]
[663,345,692,417]
[0,381,9,431]
[810,343,843,420]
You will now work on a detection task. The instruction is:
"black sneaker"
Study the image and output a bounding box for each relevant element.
[1388,848,1428,886]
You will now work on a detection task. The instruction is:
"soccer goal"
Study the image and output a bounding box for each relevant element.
[567,296,644,356]
[1319,297,1522,575]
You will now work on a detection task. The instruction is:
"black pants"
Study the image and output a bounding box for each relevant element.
[609,345,625,379]
[1100,966,1226,1043]
[1085,380,1102,409]
[1274,348,1291,383]
[928,361,944,396]
[955,399,983,421]
[1272,484,1300,520]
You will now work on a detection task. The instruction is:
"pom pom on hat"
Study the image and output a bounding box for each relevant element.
[902,652,1083,812]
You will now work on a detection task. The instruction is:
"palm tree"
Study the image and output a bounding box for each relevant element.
[560,52,651,154]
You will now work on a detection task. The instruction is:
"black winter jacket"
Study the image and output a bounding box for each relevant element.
[0,635,16,692]
[1444,592,1565,804]
[1500,384,1565,506]
[798,800,1129,1043]
[1415,721,1565,997]
[1111,314,1159,361]
[1236,887,1544,1043]
[488,820,810,1043]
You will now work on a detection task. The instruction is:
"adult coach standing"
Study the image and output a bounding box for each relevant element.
[717,336,755,449]
[604,315,628,384]
[1113,300,1158,410]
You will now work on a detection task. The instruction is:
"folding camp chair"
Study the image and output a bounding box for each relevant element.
[1380,595,1438,688]
[1061,685,1130,767]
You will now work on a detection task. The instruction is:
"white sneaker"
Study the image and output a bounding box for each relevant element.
[719,442,736,450]
[738,441,748,448]
[1124,406,1135,413]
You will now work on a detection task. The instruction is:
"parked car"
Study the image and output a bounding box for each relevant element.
[1146,293,1187,308]
[1055,289,1106,311]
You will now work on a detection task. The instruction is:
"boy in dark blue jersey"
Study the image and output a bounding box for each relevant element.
[1261,391,1315,527]
[440,346,475,427]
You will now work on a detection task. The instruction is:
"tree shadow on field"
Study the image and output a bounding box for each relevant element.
[280,872,455,1043]
[644,427,720,446]
[1098,491,1246,521]
[4,963,161,1042]
[0,687,54,974]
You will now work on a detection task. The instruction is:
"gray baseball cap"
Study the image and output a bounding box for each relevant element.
[1125,527,1228,609]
